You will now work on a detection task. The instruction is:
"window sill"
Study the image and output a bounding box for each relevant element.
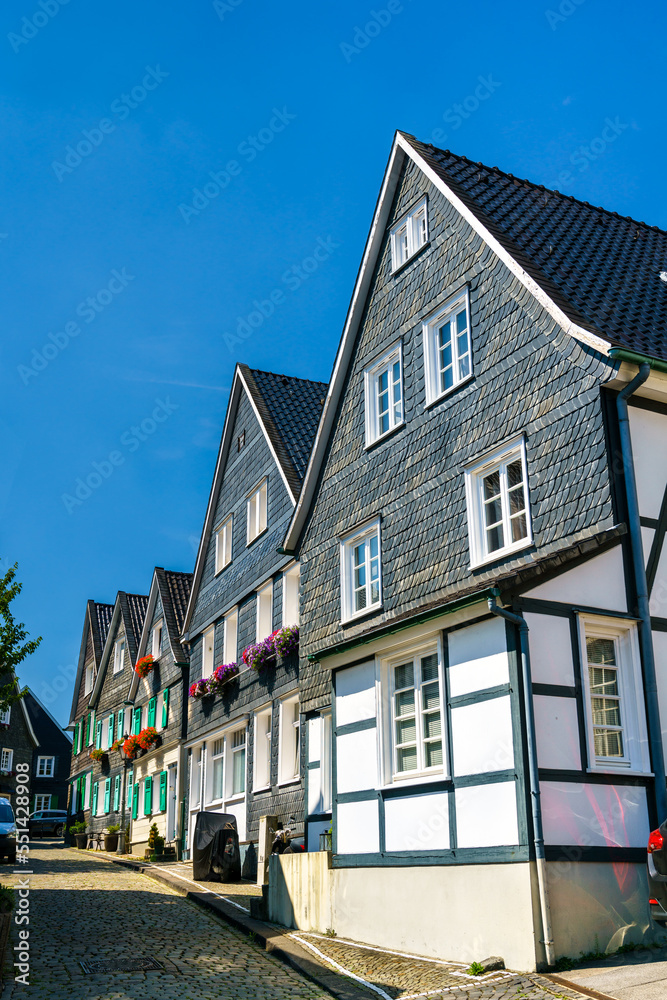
[364,420,405,452]
[391,240,431,277]
[278,777,301,788]
[252,785,272,795]
[246,527,268,549]
[425,373,474,409]
[214,562,232,577]
[341,604,383,627]
[384,770,448,788]
[469,538,534,571]
[586,767,653,778]
[227,793,245,803]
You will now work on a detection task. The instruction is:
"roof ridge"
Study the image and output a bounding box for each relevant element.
[247,366,328,387]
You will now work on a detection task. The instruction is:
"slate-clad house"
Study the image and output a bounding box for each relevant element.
[68,600,114,821]
[0,678,38,805]
[272,131,667,968]
[128,568,192,855]
[180,364,326,857]
[24,689,72,814]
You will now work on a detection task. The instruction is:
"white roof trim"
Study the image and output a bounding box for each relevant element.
[19,690,39,748]
[237,368,297,506]
[283,132,611,551]
[25,688,73,742]
[90,597,123,707]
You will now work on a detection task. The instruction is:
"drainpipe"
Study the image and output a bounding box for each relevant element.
[488,595,555,969]
[616,363,667,822]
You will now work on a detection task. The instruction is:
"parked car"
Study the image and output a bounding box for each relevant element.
[648,822,667,926]
[0,800,16,863]
[29,809,67,838]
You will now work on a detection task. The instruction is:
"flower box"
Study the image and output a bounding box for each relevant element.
[134,654,155,679]
[89,749,107,763]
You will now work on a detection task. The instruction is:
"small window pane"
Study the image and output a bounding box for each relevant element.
[395,690,415,716]
[212,758,223,800]
[394,663,414,689]
[594,730,623,757]
[587,638,616,665]
[511,514,527,542]
[397,746,418,771]
[421,654,438,682]
[425,741,443,767]
[396,717,417,744]
[422,682,440,711]
[423,712,441,738]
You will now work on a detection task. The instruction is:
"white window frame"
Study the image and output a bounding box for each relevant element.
[208,738,225,805]
[390,195,428,272]
[247,479,268,545]
[278,693,300,786]
[256,581,273,642]
[113,637,126,674]
[191,748,202,808]
[202,627,215,680]
[215,515,233,574]
[0,708,10,726]
[84,771,91,809]
[228,727,246,799]
[320,710,332,813]
[152,621,163,659]
[282,562,300,627]
[578,614,650,775]
[253,706,272,793]
[36,756,55,778]
[340,518,382,623]
[464,437,532,569]
[364,342,404,447]
[223,608,238,665]
[423,290,473,405]
[0,749,13,772]
[84,663,94,695]
[35,794,51,812]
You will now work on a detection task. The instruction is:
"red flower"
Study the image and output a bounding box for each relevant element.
[135,655,155,678]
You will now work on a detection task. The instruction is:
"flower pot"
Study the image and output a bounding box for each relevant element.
[104,834,119,852]
[154,843,164,857]
[75,834,88,849]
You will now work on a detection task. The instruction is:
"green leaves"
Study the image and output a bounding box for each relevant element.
[0,562,42,711]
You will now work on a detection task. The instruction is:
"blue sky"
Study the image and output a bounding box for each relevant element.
[1,0,665,725]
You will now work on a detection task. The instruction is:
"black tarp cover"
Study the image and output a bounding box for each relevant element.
[192,812,241,882]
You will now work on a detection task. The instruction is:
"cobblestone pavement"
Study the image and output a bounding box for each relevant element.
[0,842,331,1000]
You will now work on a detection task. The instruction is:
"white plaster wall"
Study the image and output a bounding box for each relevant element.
[629,405,667,520]
[451,696,514,776]
[308,717,322,763]
[525,612,575,686]
[649,545,667,619]
[336,728,378,793]
[448,618,509,697]
[307,764,323,815]
[533,695,581,770]
[455,781,519,847]
[335,661,376,727]
[337,799,379,854]
[384,790,450,852]
[130,746,179,848]
[523,546,627,613]
[651,631,667,762]
[541,781,649,848]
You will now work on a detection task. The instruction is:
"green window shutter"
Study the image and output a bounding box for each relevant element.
[103,777,111,814]
[51,794,58,808]
[113,774,121,812]
[84,715,90,745]
[117,710,124,741]
[144,775,153,816]
[162,689,169,728]
[90,712,95,746]
[159,771,167,812]
[133,707,142,735]
[108,713,114,747]
[92,781,98,815]
[73,724,78,756]
[95,721,103,750]
[132,782,139,819]
[147,697,156,729]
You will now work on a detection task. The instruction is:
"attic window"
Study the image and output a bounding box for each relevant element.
[390,197,428,272]
[237,431,246,452]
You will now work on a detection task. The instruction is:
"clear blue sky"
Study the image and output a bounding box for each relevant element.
[1,0,665,725]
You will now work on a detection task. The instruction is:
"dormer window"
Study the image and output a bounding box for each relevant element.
[247,479,268,544]
[390,196,428,271]
[237,431,246,452]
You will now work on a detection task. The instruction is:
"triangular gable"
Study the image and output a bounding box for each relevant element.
[68,599,114,725]
[90,591,147,708]
[129,568,192,700]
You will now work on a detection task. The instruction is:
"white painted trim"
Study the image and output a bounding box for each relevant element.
[464,435,533,568]
[422,288,472,406]
[339,517,382,623]
[237,369,297,506]
[363,340,404,448]
[389,194,429,273]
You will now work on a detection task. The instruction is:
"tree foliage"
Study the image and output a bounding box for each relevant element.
[0,563,42,711]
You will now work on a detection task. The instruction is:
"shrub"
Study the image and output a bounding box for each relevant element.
[106,824,120,835]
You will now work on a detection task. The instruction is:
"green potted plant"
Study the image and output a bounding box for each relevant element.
[104,824,120,852]
[147,822,164,861]
[70,821,87,849]
[0,883,15,972]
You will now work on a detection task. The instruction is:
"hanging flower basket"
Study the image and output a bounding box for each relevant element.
[273,625,299,659]
[243,634,278,672]
[89,748,106,763]
[135,655,155,678]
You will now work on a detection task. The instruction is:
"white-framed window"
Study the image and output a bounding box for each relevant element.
[423,291,472,404]
[223,608,238,664]
[364,343,404,446]
[36,756,55,778]
[390,196,428,271]
[247,479,268,544]
[340,518,381,622]
[84,663,94,694]
[215,515,233,574]
[253,707,272,792]
[578,615,650,774]
[0,708,10,726]
[282,563,300,627]
[113,638,126,674]
[278,694,300,785]
[210,738,224,803]
[35,794,51,812]
[465,437,532,568]
[256,581,273,642]
[152,621,163,659]
[201,627,215,679]
[0,749,13,772]
[191,748,202,808]
[230,729,246,797]
[84,771,91,809]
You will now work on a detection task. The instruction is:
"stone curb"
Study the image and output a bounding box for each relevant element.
[77,850,369,1000]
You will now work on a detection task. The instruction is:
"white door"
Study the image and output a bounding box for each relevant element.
[167,765,177,842]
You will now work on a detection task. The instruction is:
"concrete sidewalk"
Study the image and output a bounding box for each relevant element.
[550,947,667,1000]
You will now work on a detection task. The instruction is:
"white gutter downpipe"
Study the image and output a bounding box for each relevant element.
[488,594,555,969]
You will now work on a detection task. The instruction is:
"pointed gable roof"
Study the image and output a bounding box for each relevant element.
[130,568,193,698]
[90,591,148,707]
[283,130,667,552]
[181,363,327,637]
[68,599,115,724]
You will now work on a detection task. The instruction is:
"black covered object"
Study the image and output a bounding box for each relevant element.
[192,812,241,882]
